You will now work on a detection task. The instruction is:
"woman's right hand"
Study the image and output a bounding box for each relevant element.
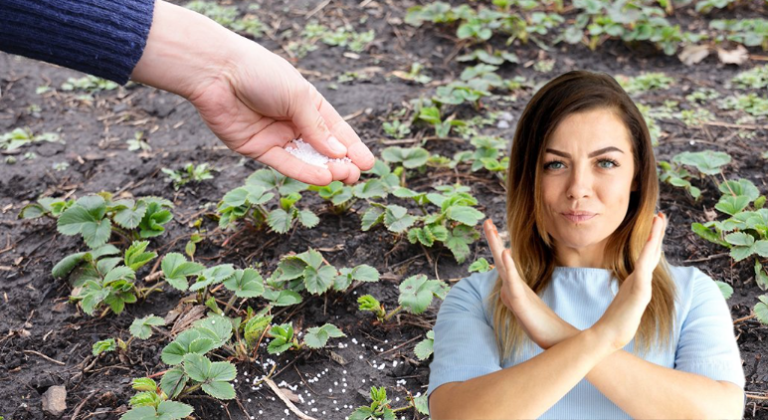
[590,212,668,352]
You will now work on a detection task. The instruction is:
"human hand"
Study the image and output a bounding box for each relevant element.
[131,1,375,186]
[590,213,668,352]
[483,219,580,350]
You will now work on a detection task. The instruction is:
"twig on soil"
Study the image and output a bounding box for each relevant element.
[70,389,97,420]
[264,376,320,420]
[22,349,65,365]
[683,252,729,263]
[304,0,331,19]
[375,335,423,358]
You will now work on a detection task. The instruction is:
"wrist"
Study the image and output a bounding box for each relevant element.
[582,327,618,356]
[130,0,240,99]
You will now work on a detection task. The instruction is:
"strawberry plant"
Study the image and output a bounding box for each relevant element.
[92,314,165,356]
[267,322,346,354]
[22,193,173,248]
[308,181,356,214]
[0,127,61,151]
[159,315,237,400]
[270,248,380,295]
[217,168,318,233]
[52,241,158,316]
[161,163,214,191]
[358,274,449,322]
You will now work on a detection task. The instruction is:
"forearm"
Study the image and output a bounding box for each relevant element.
[586,347,744,419]
[130,0,245,99]
[559,326,743,419]
[432,330,615,420]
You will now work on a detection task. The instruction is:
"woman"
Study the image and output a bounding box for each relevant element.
[427,71,746,419]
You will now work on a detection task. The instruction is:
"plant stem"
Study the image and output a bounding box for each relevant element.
[177,382,203,399]
[383,305,403,322]
[224,293,238,314]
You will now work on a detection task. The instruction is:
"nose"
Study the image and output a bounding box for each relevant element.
[565,164,593,200]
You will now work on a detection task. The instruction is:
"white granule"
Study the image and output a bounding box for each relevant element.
[285,138,352,169]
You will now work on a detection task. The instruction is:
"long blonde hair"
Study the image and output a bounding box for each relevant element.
[489,71,678,362]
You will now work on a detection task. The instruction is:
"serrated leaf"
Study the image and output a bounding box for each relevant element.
[202,381,236,399]
[361,206,385,231]
[297,209,319,228]
[159,367,188,399]
[183,353,211,382]
[223,268,265,298]
[304,265,337,295]
[113,201,147,229]
[384,205,416,233]
[414,336,434,360]
[352,265,379,282]
[267,208,293,234]
[156,401,194,420]
[192,315,233,347]
[714,280,733,300]
[446,205,484,226]
[304,327,329,349]
[129,315,165,340]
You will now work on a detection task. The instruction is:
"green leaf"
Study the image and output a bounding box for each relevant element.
[52,252,87,279]
[414,331,434,360]
[725,232,755,247]
[399,275,437,314]
[156,401,194,420]
[275,257,307,281]
[755,260,768,291]
[384,205,416,233]
[672,150,731,175]
[353,178,388,200]
[124,241,156,271]
[303,265,337,295]
[715,195,752,216]
[297,209,320,228]
[208,361,237,381]
[121,407,156,420]
[190,264,235,292]
[691,222,726,246]
[183,353,212,382]
[469,257,491,273]
[381,146,430,168]
[223,268,265,298]
[719,179,760,202]
[202,381,236,400]
[129,315,165,340]
[303,327,330,349]
[352,264,379,282]
[446,205,484,226]
[755,296,768,325]
[267,208,293,234]
[445,225,480,263]
[159,367,188,399]
[92,338,116,356]
[104,266,135,285]
[192,315,233,348]
[131,377,158,392]
[113,201,147,229]
[361,206,385,231]
[161,253,204,291]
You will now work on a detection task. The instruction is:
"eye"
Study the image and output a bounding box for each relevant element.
[598,158,619,169]
[544,160,565,170]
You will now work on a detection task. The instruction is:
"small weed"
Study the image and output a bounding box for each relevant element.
[162,163,214,190]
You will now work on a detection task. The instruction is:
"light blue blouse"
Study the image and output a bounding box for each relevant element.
[426,265,746,419]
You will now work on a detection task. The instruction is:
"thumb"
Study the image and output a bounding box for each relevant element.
[291,85,347,159]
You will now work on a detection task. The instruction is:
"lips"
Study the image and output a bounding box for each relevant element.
[561,211,596,223]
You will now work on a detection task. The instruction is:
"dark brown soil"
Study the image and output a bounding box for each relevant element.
[1,0,767,419]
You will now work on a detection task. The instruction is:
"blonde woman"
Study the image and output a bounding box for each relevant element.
[427,71,746,419]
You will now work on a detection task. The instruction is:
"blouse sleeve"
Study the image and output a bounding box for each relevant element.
[426,272,502,407]
[674,267,746,394]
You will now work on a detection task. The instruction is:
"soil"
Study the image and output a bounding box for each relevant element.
[1,0,767,419]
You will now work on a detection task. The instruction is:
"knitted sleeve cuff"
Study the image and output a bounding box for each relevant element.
[0,0,156,84]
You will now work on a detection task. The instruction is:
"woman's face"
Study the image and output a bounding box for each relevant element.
[540,108,636,267]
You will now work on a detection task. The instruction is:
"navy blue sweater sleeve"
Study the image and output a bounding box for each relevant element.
[0,0,156,84]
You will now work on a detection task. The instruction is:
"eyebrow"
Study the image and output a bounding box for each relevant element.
[545,146,625,158]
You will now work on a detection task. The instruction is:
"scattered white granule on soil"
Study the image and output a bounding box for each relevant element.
[285,138,352,169]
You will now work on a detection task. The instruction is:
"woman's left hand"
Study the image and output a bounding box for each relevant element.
[484,219,581,350]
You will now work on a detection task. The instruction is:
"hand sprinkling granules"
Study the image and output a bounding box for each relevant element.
[285,138,352,169]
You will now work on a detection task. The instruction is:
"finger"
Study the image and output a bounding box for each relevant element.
[327,161,351,183]
[290,84,348,159]
[341,162,361,184]
[637,214,664,272]
[317,94,375,171]
[483,219,506,273]
[256,146,333,186]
